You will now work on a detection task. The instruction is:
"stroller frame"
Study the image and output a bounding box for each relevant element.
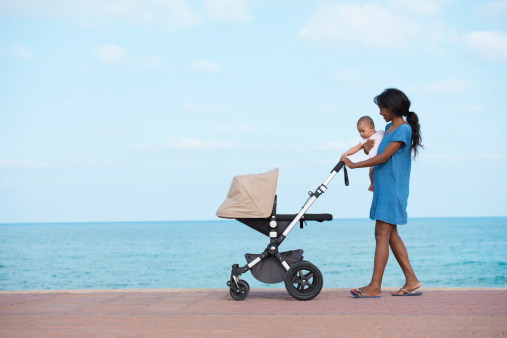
[227,161,348,301]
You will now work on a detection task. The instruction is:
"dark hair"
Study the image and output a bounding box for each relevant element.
[374,88,422,158]
[357,116,375,128]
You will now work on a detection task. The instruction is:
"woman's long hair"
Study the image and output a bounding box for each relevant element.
[374,88,422,158]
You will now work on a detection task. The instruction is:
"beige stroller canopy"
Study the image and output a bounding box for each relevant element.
[216,168,279,219]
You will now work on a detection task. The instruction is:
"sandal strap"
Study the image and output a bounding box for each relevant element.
[353,289,364,296]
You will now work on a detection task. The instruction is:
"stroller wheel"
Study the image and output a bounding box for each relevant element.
[284,261,323,301]
[230,279,250,301]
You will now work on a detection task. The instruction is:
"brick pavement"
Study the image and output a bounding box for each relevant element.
[0,288,506,337]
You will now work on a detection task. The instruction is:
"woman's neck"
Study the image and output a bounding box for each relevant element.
[390,116,405,127]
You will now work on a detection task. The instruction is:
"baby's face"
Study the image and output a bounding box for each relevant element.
[357,122,375,139]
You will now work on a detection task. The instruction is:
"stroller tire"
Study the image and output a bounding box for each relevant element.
[284,261,323,301]
[230,280,250,301]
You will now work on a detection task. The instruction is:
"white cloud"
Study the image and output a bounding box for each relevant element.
[203,0,252,23]
[10,43,34,59]
[476,153,506,160]
[132,137,239,151]
[464,31,507,64]
[481,0,507,19]
[0,0,256,29]
[95,45,128,64]
[218,124,231,132]
[0,0,203,30]
[388,0,446,15]
[0,159,113,168]
[94,44,171,70]
[297,3,420,49]
[190,59,223,72]
[237,125,254,133]
[425,78,473,92]
[0,159,49,168]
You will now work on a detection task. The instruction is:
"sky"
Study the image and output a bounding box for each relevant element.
[1,0,506,223]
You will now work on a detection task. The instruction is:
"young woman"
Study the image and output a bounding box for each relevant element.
[340,88,423,298]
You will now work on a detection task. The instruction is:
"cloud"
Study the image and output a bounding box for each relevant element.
[95,45,128,64]
[481,0,507,20]
[388,0,447,15]
[218,124,231,132]
[10,43,34,59]
[476,153,506,160]
[203,0,252,23]
[0,0,255,29]
[237,125,254,133]
[132,137,239,151]
[0,159,49,168]
[190,59,223,72]
[94,44,171,70]
[425,78,473,92]
[297,2,421,49]
[463,31,507,63]
[0,0,203,30]
[0,159,113,168]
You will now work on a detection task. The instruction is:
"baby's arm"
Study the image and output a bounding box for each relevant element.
[342,143,363,157]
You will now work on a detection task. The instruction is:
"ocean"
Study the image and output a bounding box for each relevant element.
[0,218,506,291]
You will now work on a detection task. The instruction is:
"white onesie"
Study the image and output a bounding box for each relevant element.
[360,130,385,158]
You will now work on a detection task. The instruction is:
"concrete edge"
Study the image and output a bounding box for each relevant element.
[1,287,506,295]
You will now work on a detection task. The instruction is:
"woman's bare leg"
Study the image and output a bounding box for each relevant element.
[353,220,393,296]
[389,225,421,294]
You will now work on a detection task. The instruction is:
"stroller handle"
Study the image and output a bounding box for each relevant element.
[332,161,345,173]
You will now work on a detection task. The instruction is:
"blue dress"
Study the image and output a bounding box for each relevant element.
[370,123,412,225]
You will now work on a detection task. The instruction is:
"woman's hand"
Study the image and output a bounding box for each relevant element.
[340,155,355,169]
[363,139,374,155]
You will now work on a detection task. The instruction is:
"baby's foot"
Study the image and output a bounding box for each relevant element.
[368,184,373,192]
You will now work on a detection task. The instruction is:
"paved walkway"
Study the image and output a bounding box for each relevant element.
[1,288,506,337]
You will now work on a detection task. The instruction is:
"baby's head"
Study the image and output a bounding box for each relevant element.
[357,116,376,139]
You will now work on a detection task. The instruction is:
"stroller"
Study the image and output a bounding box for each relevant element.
[217,161,348,301]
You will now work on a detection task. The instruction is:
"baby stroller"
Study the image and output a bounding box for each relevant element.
[217,161,348,301]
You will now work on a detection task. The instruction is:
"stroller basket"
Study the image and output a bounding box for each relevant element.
[246,249,303,284]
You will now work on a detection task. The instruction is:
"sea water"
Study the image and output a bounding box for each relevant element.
[0,218,506,291]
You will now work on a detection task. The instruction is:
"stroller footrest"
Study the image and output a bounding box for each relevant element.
[276,213,333,222]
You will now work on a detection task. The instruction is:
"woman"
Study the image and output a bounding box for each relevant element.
[340,88,423,298]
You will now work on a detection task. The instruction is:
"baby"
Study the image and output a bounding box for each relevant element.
[342,116,384,191]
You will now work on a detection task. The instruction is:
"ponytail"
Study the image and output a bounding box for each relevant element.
[406,111,422,159]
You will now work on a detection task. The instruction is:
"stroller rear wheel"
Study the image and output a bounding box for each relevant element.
[229,279,250,301]
[284,261,323,301]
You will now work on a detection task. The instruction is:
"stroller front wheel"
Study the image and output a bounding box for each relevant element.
[284,261,323,301]
[229,279,250,301]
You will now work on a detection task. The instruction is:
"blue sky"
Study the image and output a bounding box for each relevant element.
[1,0,506,223]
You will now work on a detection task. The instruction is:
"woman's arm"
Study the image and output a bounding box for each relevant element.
[340,141,403,169]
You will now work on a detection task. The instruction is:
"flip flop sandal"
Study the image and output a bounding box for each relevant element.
[392,286,423,296]
[350,288,381,298]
